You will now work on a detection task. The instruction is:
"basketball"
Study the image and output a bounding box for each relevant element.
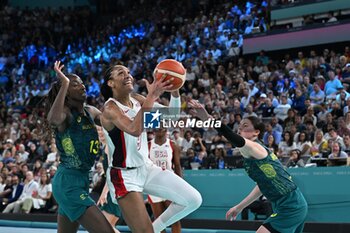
[153,59,186,91]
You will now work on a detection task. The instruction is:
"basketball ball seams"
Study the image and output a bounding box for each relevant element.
[154,68,186,81]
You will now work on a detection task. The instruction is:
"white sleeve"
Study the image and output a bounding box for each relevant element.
[153,95,181,119]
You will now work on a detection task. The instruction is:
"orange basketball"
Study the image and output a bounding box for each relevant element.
[153,59,186,91]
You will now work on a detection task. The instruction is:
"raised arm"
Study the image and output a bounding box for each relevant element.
[47,61,70,127]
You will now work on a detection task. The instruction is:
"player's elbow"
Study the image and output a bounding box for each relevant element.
[128,127,143,137]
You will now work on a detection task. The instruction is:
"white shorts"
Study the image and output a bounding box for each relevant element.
[106,161,161,203]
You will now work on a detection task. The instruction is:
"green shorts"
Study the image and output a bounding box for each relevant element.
[100,192,122,217]
[263,188,308,233]
[52,166,95,222]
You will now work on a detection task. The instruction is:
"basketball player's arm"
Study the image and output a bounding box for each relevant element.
[132,91,181,119]
[226,185,262,219]
[97,182,109,206]
[171,140,183,178]
[102,100,154,137]
[189,100,267,159]
[132,91,181,109]
[217,124,267,159]
[85,105,102,126]
[47,61,69,129]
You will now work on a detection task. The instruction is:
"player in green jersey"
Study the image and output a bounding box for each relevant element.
[46,61,115,233]
[189,100,308,233]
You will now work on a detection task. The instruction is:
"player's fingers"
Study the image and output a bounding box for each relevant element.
[162,84,174,91]
[159,77,174,87]
[159,72,168,82]
[225,210,231,220]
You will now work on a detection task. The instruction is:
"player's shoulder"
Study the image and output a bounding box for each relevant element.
[102,100,121,119]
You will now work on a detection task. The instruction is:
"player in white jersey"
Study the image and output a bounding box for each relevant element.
[100,64,202,233]
[148,127,182,233]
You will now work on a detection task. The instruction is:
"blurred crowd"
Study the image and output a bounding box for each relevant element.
[0,0,349,214]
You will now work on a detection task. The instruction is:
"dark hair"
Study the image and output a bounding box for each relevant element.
[245,116,265,140]
[283,131,294,147]
[100,66,114,100]
[291,149,301,160]
[298,131,309,143]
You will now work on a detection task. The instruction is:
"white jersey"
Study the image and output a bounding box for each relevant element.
[104,97,151,168]
[148,138,174,171]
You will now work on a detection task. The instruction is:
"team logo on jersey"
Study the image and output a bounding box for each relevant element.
[259,164,277,178]
[144,110,162,128]
[62,137,76,155]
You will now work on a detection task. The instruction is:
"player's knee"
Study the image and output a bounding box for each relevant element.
[188,189,202,210]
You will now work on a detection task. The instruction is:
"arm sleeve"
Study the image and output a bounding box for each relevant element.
[153,95,181,120]
[216,124,246,148]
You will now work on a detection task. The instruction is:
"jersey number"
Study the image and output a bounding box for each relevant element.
[89,140,99,155]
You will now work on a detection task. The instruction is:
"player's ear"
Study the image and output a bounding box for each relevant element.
[107,79,113,87]
[255,129,260,137]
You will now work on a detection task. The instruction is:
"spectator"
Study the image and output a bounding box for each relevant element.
[243,104,258,118]
[274,94,291,122]
[310,83,325,106]
[336,117,350,137]
[0,175,13,211]
[48,166,57,179]
[325,70,342,97]
[22,172,52,213]
[328,141,348,159]
[181,130,195,157]
[265,134,279,155]
[1,175,23,212]
[192,132,207,156]
[263,122,282,145]
[92,162,104,188]
[286,149,305,168]
[271,116,283,133]
[302,107,317,126]
[261,97,275,118]
[325,128,345,148]
[172,129,184,147]
[278,131,296,157]
[310,129,328,158]
[295,131,312,157]
[342,134,350,154]
[292,88,306,113]
[44,143,58,169]
[1,139,16,161]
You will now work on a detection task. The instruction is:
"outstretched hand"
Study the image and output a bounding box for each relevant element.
[142,73,174,100]
[188,99,211,121]
[54,61,69,84]
[97,193,108,206]
[225,205,242,221]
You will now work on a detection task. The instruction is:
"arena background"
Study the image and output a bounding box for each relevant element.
[1,0,350,232]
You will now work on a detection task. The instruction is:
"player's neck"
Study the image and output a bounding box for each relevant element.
[114,94,132,108]
[68,100,84,114]
[155,137,166,145]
